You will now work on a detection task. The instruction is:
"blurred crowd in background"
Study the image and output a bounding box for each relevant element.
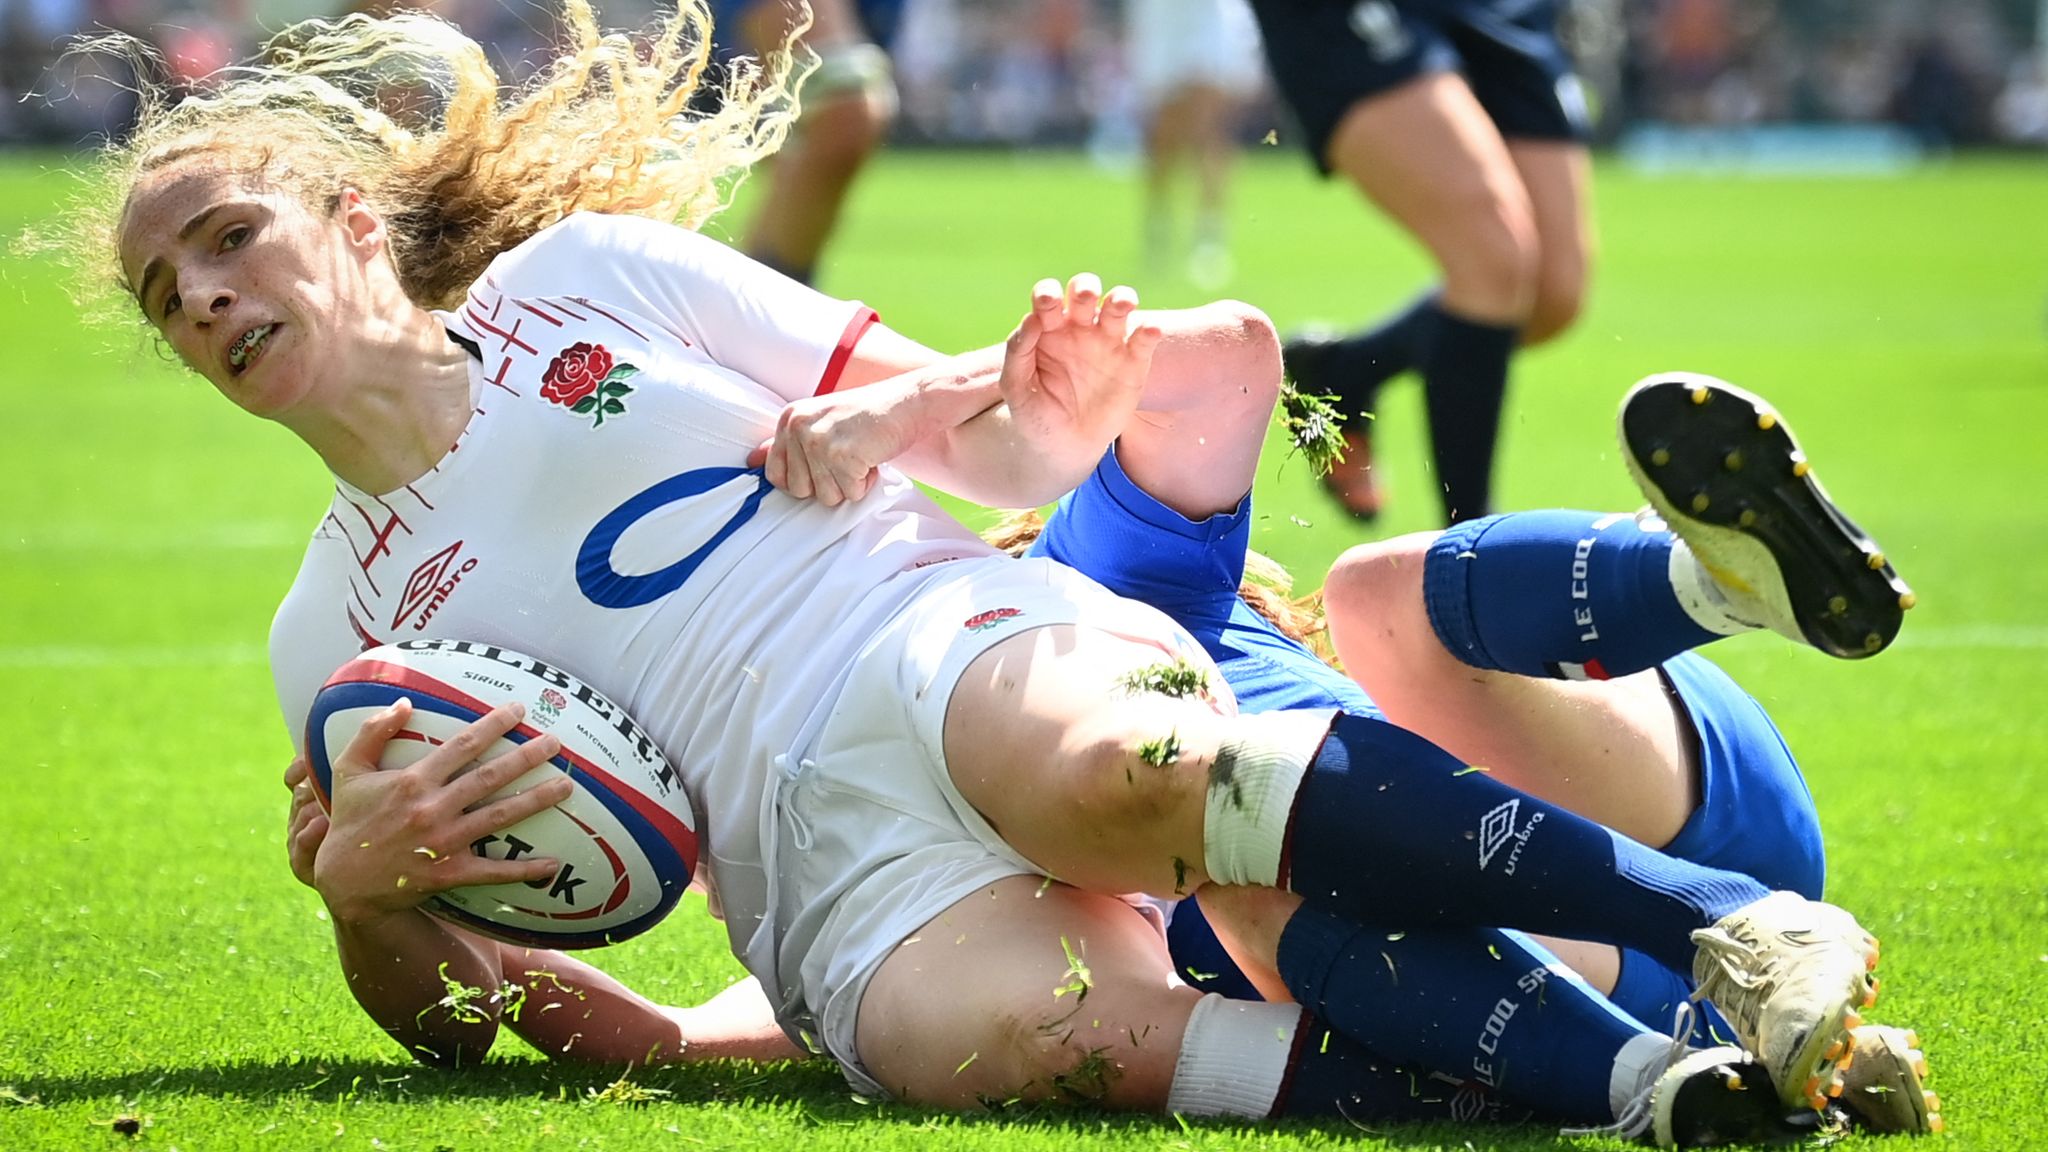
[3,0,2045,151]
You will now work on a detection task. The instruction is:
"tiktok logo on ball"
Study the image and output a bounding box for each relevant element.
[472,831,588,904]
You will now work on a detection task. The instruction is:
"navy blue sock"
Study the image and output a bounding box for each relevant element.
[1276,1008,1537,1124]
[1607,947,1736,1047]
[1418,308,1517,523]
[1285,713,1771,974]
[1423,510,1724,679]
[1166,894,1266,1002]
[1279,908,1645,1123]
[1306,293,1439,423]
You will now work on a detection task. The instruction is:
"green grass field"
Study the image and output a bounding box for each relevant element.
[3,149,2045,1150]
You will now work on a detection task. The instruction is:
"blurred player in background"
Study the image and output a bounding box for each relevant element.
[1124,0,1265,289]
[1250,0,1595,525]
[712,0,899,284]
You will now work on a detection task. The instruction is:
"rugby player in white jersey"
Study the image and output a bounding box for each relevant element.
[96,2,1899,1137]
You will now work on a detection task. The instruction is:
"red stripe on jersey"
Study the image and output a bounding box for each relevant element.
[515,299,567,326]
[348,577,375,623]
[328,509,383,596]
[484,356,519,396]
[346,605,384,652]
[815,306,880,396]
[465,306,538,355]
[569,296,649,340]
[546,297,591,322]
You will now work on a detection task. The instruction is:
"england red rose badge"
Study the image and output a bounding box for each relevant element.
[541,342,638,427]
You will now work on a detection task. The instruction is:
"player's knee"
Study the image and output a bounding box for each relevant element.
[1324,532,1434,657]
[1522,261,1588,347]
[797,98,891,172]
[1434,196,1541,323]
[1326,533,1432,617]
[801,43,897,156]
[1203,299,1283,409]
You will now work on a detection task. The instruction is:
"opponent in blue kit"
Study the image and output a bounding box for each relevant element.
[1023,372,1933,1134]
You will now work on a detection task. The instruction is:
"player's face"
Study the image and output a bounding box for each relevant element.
[118,161,363,420]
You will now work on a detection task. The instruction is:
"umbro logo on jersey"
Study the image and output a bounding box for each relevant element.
[393,541,479,631]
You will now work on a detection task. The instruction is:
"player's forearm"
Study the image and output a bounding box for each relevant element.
[490,944,696,1064]
[488,950,801,1065]
[329,907,509,1069]
[887,345,1105,508]
[665,976,809,1063]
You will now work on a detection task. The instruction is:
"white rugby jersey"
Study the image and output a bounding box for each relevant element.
[269,212,999,986]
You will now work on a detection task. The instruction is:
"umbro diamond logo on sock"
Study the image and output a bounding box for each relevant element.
[1478,800,1546,873]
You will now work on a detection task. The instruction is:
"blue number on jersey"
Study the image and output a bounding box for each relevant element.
[577,466,773,609]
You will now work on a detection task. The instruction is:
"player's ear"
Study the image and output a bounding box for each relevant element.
[336,187,387,258]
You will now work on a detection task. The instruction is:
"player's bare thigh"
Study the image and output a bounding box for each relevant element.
[1323,532,1698,849]
[1325,71,1538,324]
[943,624,1232,897]
[856,875,1200,1108]
[1505,139,1593,346]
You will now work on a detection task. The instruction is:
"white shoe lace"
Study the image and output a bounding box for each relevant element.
[1692,923,1769,983]
[1560,1002,1702,1142]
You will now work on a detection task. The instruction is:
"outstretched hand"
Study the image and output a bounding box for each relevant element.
[999,273,1164,461]
[308,699,573,925]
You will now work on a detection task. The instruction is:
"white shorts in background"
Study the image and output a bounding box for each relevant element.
[1127,0,1266,108]
[769,554,1215,1097]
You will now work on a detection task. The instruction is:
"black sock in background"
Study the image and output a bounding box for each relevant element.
[1292,293,1441,424]
[1418,307,1518,523]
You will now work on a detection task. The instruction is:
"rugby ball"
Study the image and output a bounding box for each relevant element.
[304,639,697,949]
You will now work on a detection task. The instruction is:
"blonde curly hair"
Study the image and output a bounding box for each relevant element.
[67,0,804,319]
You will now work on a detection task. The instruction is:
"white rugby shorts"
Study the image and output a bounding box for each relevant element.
[770,554,1213,1097]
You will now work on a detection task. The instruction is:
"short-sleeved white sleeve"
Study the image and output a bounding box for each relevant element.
[268,526,375,754]
[479,213,878,402]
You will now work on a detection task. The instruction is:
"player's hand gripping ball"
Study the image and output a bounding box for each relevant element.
[305,640,697,948]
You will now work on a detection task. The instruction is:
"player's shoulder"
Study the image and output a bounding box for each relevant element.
[505,211,719,270]
[480,212,709,297]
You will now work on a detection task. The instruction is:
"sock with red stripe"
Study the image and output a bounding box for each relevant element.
[1423,509,1727,680]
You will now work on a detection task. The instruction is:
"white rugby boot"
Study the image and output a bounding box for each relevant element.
[1570,1005,1831,1149]
[1690,891,1881,1113]
[1837,1024,1944,1134]
[1618,372,1916,658]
